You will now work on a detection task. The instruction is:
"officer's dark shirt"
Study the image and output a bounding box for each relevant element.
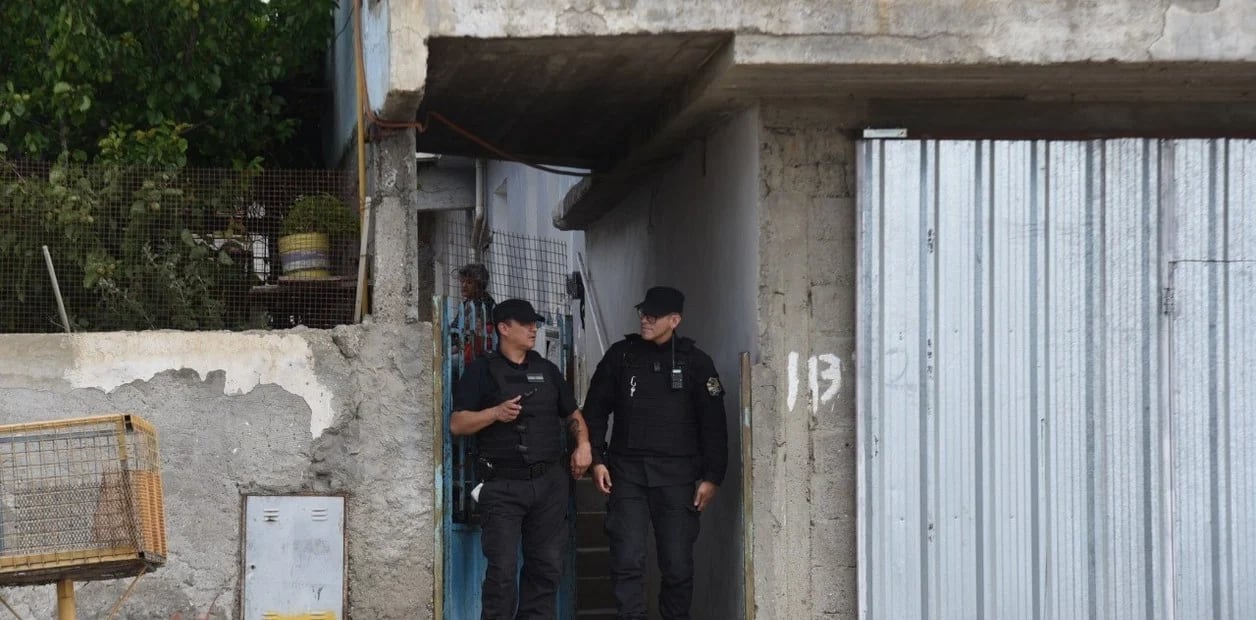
[583,334,727,487]
[452,351,579,462]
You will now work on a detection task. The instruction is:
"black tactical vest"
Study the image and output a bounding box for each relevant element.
[610,338,700,456]
[477,352,564,464]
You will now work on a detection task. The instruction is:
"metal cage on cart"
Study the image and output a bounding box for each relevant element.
[0,414,166,587]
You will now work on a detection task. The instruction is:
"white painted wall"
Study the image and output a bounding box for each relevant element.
[0,332,338,438]
[482,160,586,279]
[583,108,760,619]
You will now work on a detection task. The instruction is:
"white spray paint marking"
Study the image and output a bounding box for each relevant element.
[786,351,843,413]
[786,352,800,412]
[65,332,336,438]
[816,353,842,405]
[807,356,819,412]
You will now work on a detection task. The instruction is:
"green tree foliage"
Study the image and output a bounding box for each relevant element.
[0,0,335,166]
[0,0,338,332]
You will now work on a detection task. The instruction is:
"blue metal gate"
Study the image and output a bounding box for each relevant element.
[435,295,577,619]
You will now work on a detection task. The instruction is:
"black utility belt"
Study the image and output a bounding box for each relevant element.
[478,458,558,480]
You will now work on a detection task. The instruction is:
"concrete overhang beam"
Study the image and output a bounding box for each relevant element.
[415,165,475,212]
[554,45,1256,229]
[415,33,734,169]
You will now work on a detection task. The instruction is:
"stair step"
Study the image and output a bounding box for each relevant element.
[576,512,608,547]
[574,478,607,511]
[576,576,615,608]
[577,546,610,575]
[575,610,618,619]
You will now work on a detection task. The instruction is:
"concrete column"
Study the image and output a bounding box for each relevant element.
[754,101,861,620]
[369,129,424,322]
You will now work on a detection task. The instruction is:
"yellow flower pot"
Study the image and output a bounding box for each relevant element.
[278,232,331,279]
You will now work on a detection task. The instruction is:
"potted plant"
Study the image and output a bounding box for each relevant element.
[278,194,358,279]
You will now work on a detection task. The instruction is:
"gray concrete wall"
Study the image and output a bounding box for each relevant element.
[426,0,1256,63]
[584,108,760,619]
[0,325,434,619]
[751,102,859,620]
[371,130,427,322]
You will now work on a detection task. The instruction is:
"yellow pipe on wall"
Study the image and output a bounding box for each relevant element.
[56,579,74,620]
[352,0,370,323]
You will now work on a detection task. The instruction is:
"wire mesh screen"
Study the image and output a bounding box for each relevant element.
[0,415,166,586]
[0,159,359,333]
[440,219,570,319]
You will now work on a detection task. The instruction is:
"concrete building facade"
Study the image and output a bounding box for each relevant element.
[335,2,1256,618]
[0,1,1252,618]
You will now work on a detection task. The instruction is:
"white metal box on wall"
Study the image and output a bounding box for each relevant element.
[243,495,345,620]
[857,139,1255,619]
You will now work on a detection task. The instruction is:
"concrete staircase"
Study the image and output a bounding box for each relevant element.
[574,477,617,618]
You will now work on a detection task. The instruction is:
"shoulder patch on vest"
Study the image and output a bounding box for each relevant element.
[706,377,724,397]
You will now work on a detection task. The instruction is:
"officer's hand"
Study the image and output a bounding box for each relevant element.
[592,464,612,495]
[570,442,592,480]
[492,396,523,423]
[693,481,718,512]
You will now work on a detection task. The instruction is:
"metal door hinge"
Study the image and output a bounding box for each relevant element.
[1161,287,1174,315]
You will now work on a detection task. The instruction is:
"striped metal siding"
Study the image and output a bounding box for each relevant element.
[856,139,1256,620]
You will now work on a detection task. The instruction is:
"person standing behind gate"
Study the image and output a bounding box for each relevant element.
[451,263,497,368]
[582,286,728,620]
[451,298,593,620]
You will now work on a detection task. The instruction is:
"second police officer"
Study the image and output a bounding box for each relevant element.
[583,286,729,620]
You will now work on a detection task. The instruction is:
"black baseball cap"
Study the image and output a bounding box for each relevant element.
[635,286,684,316]
[493,299,546,325]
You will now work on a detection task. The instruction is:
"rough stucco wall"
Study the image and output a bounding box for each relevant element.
[427,0,1256,63]
[372,130,426,322]
[753,102,859,620]
[0,324,433,619]
[584,108,760,619]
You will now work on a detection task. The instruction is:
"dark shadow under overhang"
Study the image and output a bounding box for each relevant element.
[413,30,1256,229]
[553,61,1256,229]
[415,33,732,170]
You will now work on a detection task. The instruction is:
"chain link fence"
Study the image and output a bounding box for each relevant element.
[437,218,570,320]
[0,159,359,333]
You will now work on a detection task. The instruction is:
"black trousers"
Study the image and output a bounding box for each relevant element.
[478,464,569,620]
[604,477,701,620]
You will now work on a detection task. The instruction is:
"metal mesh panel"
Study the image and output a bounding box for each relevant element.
[440,219,570,319]
[0,415,165,586]
[0,159,359,333]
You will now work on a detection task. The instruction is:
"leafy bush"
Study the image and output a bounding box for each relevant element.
[281,194,359,238]
[0,160,264,332]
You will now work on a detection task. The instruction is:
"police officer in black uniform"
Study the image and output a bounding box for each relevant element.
[451,298,593,619]
[583,286,728,620]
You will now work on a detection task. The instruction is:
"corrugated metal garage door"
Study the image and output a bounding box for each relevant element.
[856,139,1255,620]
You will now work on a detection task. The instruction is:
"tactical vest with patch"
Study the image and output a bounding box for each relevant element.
[477,352,564,464]
[611,337,700,457]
